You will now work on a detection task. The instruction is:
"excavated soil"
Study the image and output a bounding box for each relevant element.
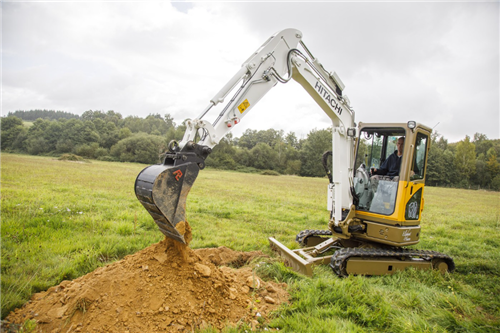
[4,229,289,332]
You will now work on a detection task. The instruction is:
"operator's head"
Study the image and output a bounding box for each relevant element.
[397,137,405,155]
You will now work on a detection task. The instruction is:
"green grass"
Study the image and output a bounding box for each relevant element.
[1,153,499,332]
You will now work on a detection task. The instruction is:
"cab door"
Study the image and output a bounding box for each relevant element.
[403,130,430,222]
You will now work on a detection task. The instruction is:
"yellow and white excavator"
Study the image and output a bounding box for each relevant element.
[135,28,454,276]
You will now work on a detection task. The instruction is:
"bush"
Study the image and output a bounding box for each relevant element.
[285,159,301,175]
[74,143,99,158]
[110,133,166,164]
[11,128,28,152]
[97,156,116,162]
[94,147,109,158]
[261,170,280,176]
[250,143,278,170]
[206,153,238,170]
[491,175,500,191]
[27,137,48,155]
[55,139,74,153]
[58,154,85,161]
[235,166,260,174]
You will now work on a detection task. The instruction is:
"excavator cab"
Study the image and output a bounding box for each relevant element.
[347,121,432,247]
[353,122,430,222]
[340,121,431,247]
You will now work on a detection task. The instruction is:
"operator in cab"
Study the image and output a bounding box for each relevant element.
[371,136,404,178]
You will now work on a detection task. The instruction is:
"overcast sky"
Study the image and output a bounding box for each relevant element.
[2,1,499,142]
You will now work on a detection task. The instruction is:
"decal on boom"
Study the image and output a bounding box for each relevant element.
[238,99,250,114]
[315,81,342,115]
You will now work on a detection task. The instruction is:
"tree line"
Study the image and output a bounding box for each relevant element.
[7,110,79,121]
[1,110,182,164]
[1,110,499,190]
[427,133,500,190]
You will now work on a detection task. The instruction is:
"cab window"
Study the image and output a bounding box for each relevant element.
[353,128,405,215]
[411,133,428,180]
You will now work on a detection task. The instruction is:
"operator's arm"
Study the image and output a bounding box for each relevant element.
[372,159,389,175]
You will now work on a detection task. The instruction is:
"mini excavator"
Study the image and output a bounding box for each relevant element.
[135,28,455,276]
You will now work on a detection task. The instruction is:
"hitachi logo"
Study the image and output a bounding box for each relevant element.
[315,81,342,115]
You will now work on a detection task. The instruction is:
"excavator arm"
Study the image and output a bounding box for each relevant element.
[135,28,357,244]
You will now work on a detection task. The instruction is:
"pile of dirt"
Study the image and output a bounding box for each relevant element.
[5,234,289,332]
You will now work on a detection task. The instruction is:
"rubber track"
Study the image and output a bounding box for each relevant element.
[330,247,456,277]
[295,229,332,247]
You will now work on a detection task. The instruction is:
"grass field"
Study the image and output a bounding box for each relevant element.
[1,153,499,332]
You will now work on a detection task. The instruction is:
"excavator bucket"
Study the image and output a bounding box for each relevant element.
[135,160,200,244]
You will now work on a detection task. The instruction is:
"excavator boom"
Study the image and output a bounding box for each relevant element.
[135,28,355,244]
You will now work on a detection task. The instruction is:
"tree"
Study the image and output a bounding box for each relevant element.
[205,134,237,170]
[81,121,100,145]
[473,132,493,157]
[1,116,25,151]
[492,175,500,191]
[472,154,491,188]
[164,113,176,129]
[426,144,447,186]
[119,127,132,140]
[27,137,49,155]
[110,133,166,164]
[300,128,332,177]
[486,148,500,177]
[454,136,476,187]
[82,110,99,121]
[238,129,258,149]
[105,110,122,124]
[44,121,63,151]
[96,121,120,149]
[285,131,300,149]
[25,119,52,154]
[250,142,278,170]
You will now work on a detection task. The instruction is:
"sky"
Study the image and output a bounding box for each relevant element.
[2,1,499,143]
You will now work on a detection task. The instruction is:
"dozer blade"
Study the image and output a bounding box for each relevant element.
[269,237,337,276]
[135,161,200,244]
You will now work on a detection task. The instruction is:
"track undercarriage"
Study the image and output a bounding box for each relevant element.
[269,229,455,277]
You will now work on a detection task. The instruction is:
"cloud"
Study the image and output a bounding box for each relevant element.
[2,1,498,142]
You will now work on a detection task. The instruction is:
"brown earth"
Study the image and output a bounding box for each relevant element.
[4,226,289,332]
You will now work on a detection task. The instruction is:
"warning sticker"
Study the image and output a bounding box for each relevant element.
[238,99,250,114]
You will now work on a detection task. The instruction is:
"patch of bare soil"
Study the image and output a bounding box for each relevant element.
[4,238,288,332]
